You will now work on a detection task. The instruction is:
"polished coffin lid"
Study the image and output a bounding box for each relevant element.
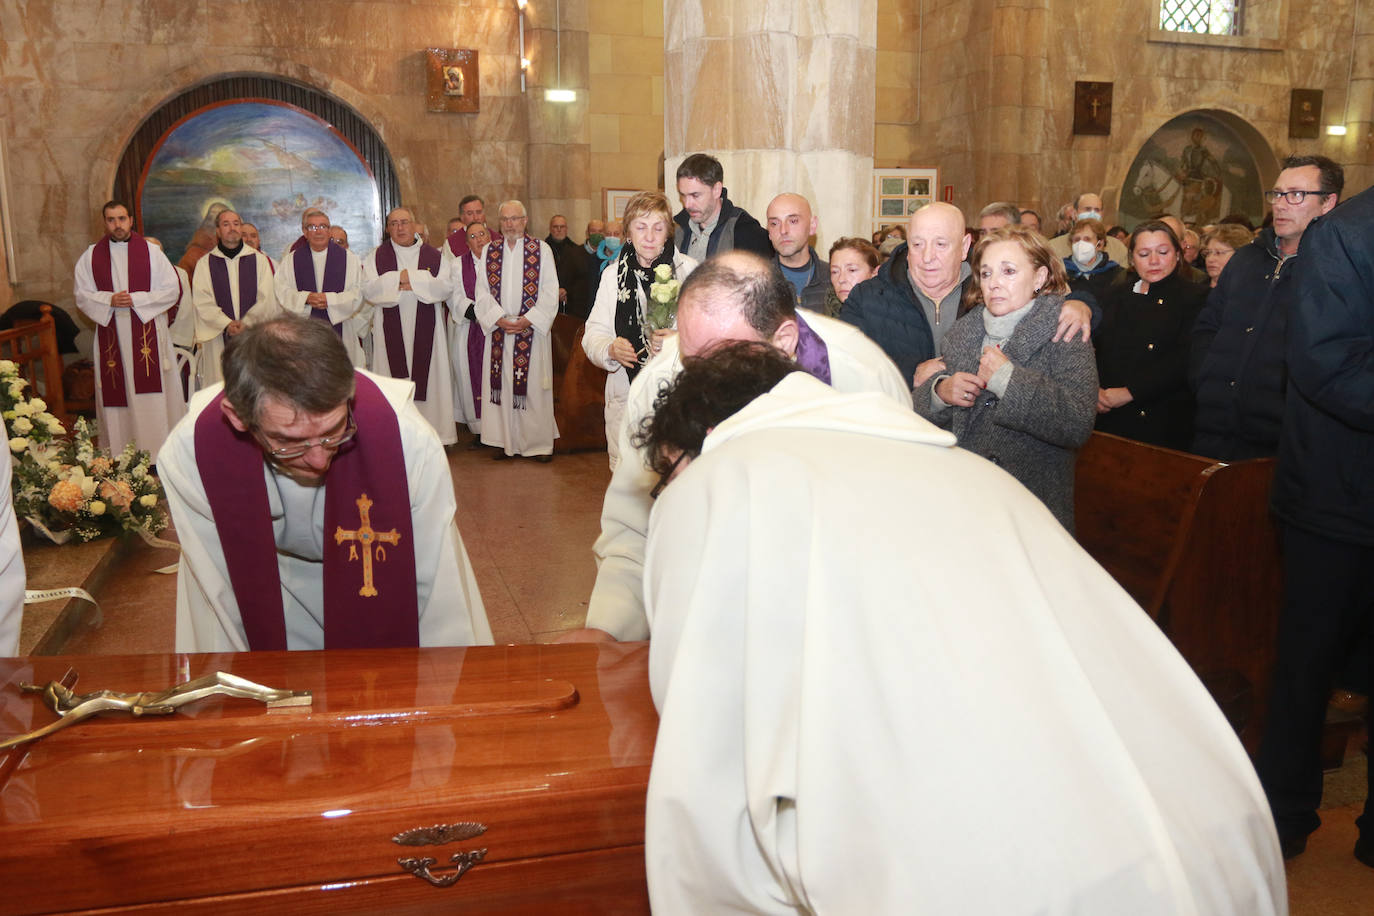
[0,643,657,912]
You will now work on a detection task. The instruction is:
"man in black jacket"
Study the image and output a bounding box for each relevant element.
[765,193,829,314]
[1259,182,1374,866]
[545,214,590,319]
[672,153,773,261]
[1190,155,1342,460]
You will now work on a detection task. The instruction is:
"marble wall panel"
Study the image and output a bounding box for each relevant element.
[798,0,878,45]
[729,33,792,150]
[590,113,622,153]
[590,74,654,114]
[590,0,645,37]
[642,0,665,37]
[589,33,614,73]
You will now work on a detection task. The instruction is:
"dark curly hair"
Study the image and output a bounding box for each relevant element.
[632,341,799,484]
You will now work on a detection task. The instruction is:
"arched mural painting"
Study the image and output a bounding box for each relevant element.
[138,100,381,271]
[114,75,400,275]
[1120,113,1267,231]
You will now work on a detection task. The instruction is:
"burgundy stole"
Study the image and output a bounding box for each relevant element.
[485,236,541,408]
[374,240,442,401]
[206,252,259,338]
[90,232,163,407]
[794,313,833,385]
[461,251,483,418]
[193,373,419,650]
[292,243,347,337]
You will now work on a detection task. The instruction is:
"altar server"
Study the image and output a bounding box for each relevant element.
[641,343,1285,915]
[73,200,186,459]
[159,316,492,653]
[362,207,457,445]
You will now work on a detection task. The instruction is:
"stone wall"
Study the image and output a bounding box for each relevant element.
[589,0,666,221]
[0,0,531,315]
[878,0,1373,224]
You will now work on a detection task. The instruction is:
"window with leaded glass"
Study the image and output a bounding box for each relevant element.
[1159,0,1244,35]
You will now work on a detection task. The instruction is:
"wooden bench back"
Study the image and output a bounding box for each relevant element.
[1075,431,1281,751]
[0,304,68,424]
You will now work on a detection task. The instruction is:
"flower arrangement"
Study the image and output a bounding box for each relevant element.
[1,359,167,543]
[645,263,681,332]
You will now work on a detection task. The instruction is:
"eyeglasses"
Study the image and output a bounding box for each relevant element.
[258,405,357,460]
[649,451,688,499]
[1263,189,1330,205]
[304,223,330,232]
[1200,248,1232,258]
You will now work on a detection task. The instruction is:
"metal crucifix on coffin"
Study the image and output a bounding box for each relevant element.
[333,493,402,597]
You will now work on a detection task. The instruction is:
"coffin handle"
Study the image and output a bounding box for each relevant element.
[397,849,488,887]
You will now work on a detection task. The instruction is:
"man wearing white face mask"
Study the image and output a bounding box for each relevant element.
[1049,192,1130,265]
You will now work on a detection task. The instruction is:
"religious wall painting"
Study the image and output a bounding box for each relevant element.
[1289,90,1322,139]
[1073,82,1113,135]
[871,168,938,237]
[1120,113,1263,230]
[138,100,382,269]
[426,48,480,113]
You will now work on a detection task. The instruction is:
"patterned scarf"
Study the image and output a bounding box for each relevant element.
[485,235,541,408]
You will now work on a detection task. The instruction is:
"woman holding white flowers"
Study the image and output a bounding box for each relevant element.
[584,191,698,469]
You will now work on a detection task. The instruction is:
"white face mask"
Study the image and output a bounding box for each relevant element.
[1072,240,1098,266]
[1077,209,1102,222]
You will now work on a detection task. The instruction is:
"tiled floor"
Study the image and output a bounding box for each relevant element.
[34,439,1374,913]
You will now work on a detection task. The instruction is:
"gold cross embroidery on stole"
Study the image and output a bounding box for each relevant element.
[334,493,402,597]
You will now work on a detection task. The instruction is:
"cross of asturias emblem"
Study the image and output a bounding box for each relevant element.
[334,493,402,597]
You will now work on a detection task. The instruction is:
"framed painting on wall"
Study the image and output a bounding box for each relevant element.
[603,188,642,221]
[425,48,480,113]
[871,168,938,238]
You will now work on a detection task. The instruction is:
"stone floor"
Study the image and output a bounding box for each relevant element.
[22,438,1374,913]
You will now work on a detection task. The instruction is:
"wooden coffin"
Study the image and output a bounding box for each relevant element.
[0,643,657,914]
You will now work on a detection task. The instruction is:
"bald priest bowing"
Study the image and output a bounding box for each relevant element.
[474,200,560,459]
[160,317,492,653]
[569,251,912,642]
[73,199,186,459]
[275,208,369,369]
[362,207,458,445]
[191,209,278,388]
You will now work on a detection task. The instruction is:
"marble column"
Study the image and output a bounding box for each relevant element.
[1337,12,1374,193]
[524,0,593,234]
[979,0,1050,210]
[664,0,878,253]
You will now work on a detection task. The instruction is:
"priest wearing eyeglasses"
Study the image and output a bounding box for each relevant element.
[159,316,492,653]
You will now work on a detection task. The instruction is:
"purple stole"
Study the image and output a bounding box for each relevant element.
[292,242,347,338]
[794,313,832,385]
[374,240,443,401]
[193,373,419,650]
[461,252,483,419]
[485,236,541,408]
[90,232,164,407]
[206,251,259,339]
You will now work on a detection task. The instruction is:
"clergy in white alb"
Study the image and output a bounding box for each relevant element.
[275,208,369,369]
[0,418,24,656]
[147,236,197,401]
[362,207,457,445]
[192,210,278,388]
[442,220,492,434]
[640,348,1285,915]
[159,317,491,653]
[578,251,912,642]
[473,200,560,458]
[73,200,186,461]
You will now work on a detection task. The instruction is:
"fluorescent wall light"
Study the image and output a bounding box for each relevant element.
[1326,125,1348,136]
[544,88,576,102]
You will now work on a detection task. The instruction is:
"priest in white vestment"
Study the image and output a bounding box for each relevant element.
[441,218,493,435]
[473,200,560,459]
[576,251,911,642]
[362,207,457,445]
[640,346,1286,915]
[146,237,197,400]
[73,201,186,460]
[192,210,278,388]
[160,316,491,653]
[0,418,23,656]
[275,208,368,370]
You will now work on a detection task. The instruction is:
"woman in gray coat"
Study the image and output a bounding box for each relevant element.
[914,226,1098,530]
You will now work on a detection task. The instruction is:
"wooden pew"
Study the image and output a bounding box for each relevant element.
[1075,431,1281,752]
[0,304,70,426]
